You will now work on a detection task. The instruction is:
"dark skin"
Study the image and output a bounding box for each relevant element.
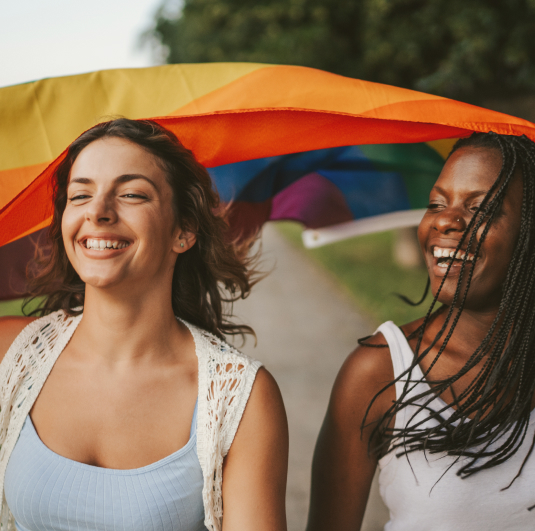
[306,146,524,531]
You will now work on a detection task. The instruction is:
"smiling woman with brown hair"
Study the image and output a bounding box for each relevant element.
[307,132,535,531]
[0,118,288,531]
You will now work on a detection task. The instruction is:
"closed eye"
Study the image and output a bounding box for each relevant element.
[121,194,149,200]
[69,195,91,201]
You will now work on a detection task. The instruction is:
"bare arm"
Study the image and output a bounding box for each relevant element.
[222,367,289,531]
[0,316,36,364]
[306,334,394,531]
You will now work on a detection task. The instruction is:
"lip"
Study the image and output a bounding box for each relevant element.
[427,238,478,278]
[76,232,133,258]
[428,237,468,254]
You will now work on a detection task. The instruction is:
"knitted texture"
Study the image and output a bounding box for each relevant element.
[0,311,261,531]
[181,321,262,531]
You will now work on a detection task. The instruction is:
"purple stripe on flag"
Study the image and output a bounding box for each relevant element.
[270,172,353,228]
[0,229,49,300]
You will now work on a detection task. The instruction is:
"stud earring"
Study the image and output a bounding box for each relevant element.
[180,242,185,248]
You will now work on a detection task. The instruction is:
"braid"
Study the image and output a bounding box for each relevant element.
[363,133,535,483]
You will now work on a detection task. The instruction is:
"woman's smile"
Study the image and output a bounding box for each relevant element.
[418,146,522,310]
[84,239,130,251]
[77,232,133,259]
[62,137,182,290]
[431,244,476,275]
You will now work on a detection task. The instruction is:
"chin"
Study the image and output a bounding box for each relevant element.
[77,268,125,290]
[429,266,477,305]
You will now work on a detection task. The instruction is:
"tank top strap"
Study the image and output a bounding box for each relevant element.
[376,321,426,400]
[376,321,428,441]
[190,399,199,439]
[376,321,415,373]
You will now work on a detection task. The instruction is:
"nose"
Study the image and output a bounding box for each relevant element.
[434,209,467,234]
[85,194,117,225]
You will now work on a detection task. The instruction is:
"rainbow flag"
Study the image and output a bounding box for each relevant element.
[1,63,534,300]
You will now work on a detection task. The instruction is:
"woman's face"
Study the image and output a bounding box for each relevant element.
[62,137,193,291]
[418,146,523,312]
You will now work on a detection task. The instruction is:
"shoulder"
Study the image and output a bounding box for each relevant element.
[221,367,288,529]
[228,366,287,454]
[192,324,262,370]
[246,368,285,420]
[329,328,395,425]
[0,316,38,364]
[335,330,394,398]
[399,316,425,338]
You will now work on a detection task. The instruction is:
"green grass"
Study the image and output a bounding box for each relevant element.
[0,297,42,317]
[276,222,432,327]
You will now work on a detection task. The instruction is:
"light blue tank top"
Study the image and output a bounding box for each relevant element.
[4,402,208,531]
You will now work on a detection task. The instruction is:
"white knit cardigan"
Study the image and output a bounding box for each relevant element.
[0,310,262,531]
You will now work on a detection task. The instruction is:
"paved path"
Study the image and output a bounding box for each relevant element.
[233,224,389,531]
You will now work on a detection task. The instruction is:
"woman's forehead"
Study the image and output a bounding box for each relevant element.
[434,147,503,193]
[70,137,164,183]
[434,146,523,211]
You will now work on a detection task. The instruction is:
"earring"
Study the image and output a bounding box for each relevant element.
[180,242,185,248]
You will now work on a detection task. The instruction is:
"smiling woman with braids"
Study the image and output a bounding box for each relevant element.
[0,118,288,531]
[307,132,535,530]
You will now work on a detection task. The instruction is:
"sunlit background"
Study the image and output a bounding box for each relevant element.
[1,3,534,529]
[2,0,534,325]
[0,0,160,88]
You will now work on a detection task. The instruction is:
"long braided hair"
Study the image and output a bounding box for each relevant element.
[362,132,535,483]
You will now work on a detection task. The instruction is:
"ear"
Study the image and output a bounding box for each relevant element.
[172,229,196,254]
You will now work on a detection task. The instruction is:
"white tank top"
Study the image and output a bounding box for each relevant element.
[377,321,535,531]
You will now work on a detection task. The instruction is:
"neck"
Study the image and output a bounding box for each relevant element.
[72,283,189,365]
[426,304,502,356]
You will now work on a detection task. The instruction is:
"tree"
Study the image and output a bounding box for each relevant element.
[145,0,365,80]
[145,0,535,104]
[361,0,535,102]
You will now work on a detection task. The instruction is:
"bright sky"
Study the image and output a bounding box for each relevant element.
[0,0,166,88]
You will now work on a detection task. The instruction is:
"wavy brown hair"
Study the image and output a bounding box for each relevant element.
[25,118,261,339]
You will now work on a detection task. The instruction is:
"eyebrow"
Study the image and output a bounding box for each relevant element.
[69,174,159,190]
[432,185,489,198]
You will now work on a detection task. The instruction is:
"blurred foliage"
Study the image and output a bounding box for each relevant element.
[145,0,535,103]
[275,222,433,326]
[0,297,42,318]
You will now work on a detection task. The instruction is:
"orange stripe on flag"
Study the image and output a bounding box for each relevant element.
[0,109,471,247]
[0,161,51,210]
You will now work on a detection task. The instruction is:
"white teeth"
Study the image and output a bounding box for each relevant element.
[433,246,476,262]
[434,248,457,258]
[84,239,129,250]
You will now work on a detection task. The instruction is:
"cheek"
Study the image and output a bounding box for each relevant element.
[61,209,76,244]
[480,221,516,260]
[417,219,430,254]
[61,207,84,257]
[131,208,177,250]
